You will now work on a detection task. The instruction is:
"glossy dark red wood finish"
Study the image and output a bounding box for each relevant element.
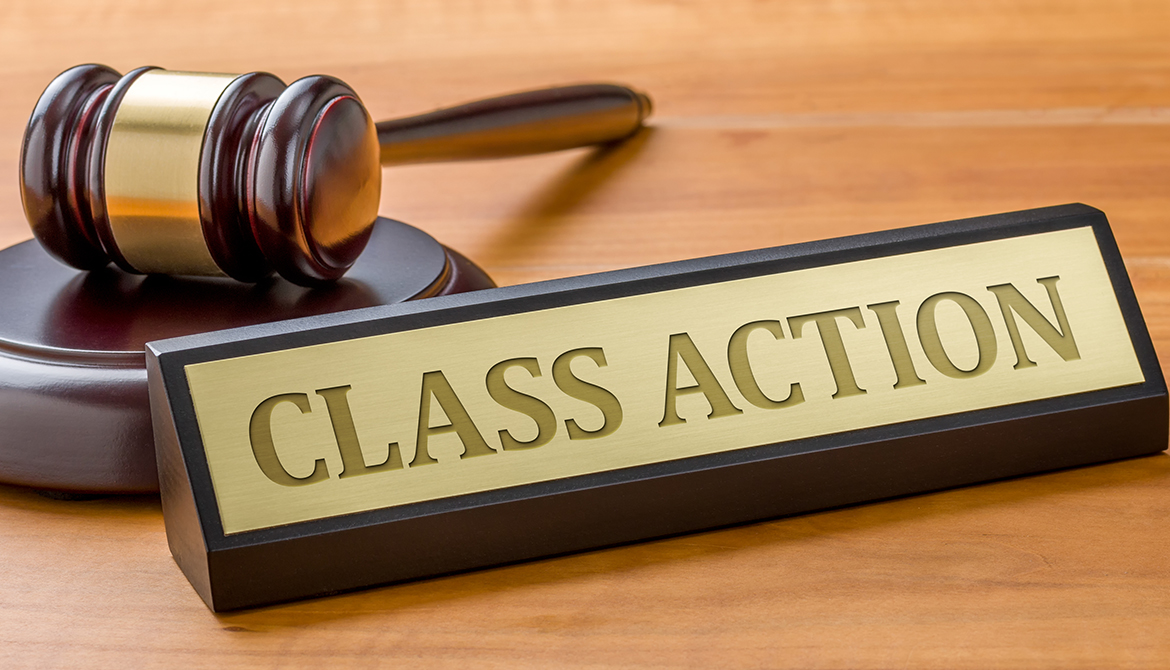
[21,65,653,287]
[20,66,381,286]
[250,76,379,285]
[20,63,117,270]
[199,72,286,282]
[0,218,494,494]
[376,83,653,164]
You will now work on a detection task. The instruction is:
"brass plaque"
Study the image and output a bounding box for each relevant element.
[183,225,1142,535]
[150,204,1168,611]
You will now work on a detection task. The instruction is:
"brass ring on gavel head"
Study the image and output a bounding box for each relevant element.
[104,70,238,277]
[21,65,381,286]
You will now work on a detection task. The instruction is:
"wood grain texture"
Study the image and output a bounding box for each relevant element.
[2,0,1170,667]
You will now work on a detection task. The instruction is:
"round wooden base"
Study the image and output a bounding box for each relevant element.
[0,218,494,494]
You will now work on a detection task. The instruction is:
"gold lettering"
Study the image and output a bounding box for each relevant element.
[727,320,804,409]
[248,393,328,486]
[486,358,557,450]
[987,276,1080,369]
[917,292,997,378]
[659,333,743,427]
[553,348,623,440]
[411,371,494,467]
[867,301,927,389]
[315,385,402,478]
[787,308,868,398]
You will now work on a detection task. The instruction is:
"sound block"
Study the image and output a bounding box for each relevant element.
[0,217,494,494]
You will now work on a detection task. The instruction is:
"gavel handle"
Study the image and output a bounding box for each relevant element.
[375,84,652,165]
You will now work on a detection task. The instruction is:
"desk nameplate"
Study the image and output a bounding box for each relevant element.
[148,204,1167,611]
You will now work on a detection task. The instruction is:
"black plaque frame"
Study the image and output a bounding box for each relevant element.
[148,203,1167,611]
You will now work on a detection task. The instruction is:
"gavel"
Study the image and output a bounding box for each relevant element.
[21,65,652,285]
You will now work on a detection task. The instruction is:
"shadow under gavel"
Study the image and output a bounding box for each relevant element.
[21,65,653,286]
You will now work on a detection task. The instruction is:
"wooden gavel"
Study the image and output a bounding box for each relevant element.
[21,65,652,285]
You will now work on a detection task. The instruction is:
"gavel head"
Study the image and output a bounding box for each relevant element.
[20,64,381,286]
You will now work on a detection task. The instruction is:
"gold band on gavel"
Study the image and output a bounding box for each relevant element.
[104,70,238,276]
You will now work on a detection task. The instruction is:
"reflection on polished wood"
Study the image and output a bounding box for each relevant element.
[1,0,1170,667]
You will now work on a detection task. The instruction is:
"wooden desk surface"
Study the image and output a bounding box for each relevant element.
[2,1,1169,667]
